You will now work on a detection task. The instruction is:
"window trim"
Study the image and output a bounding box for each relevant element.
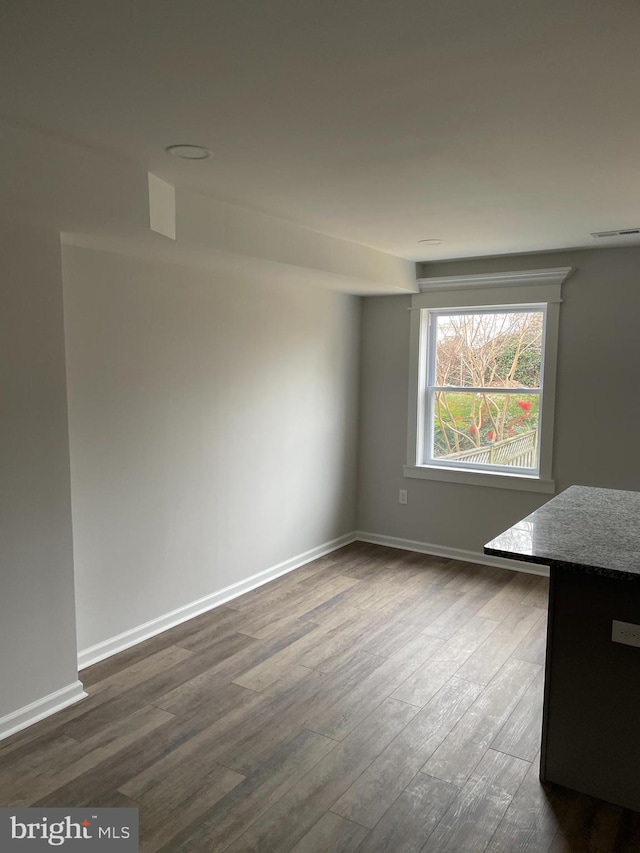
[405,267,573,493]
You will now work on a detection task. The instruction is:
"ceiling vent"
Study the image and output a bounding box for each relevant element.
[591,228,640,238]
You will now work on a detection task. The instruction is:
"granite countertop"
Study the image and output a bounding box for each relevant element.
[484,485,640,580]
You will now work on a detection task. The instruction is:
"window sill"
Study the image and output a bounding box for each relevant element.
[403,464,556,493]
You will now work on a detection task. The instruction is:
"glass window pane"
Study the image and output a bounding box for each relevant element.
[434,311,543,389]
[431,391,539,469]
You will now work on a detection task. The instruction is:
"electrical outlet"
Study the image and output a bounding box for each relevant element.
[399,489,408,505]
[612,620,640,648]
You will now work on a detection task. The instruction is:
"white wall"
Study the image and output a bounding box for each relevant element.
[62,246,360,654]
[357,247,640,554]
[0,221,79,719]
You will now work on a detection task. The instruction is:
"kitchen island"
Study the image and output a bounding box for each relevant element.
[485,485,640,812]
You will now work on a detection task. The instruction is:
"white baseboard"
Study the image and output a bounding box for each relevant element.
[3,530,542,744]
[355,531,550,577]
[0,681,87,743]
[78,527,546,672]
[78,532,358,670]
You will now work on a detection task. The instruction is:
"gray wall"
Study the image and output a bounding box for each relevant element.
[357,247,640,553]
[0,222,79,718]
[63,246,361,653]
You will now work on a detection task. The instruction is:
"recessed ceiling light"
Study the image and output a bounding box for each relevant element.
[165,144,212,160]
[418,238,443,245]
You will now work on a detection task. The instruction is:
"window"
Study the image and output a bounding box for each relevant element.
[405,267,573,493]
[426,306,544,473]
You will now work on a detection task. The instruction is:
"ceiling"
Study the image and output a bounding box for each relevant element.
[2,0,640,262]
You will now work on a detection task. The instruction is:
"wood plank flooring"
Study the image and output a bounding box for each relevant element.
[2,542,639,852]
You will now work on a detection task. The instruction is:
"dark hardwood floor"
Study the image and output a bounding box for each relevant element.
[2,542,639,852]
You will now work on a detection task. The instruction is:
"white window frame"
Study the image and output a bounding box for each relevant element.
[404,267,573,493]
